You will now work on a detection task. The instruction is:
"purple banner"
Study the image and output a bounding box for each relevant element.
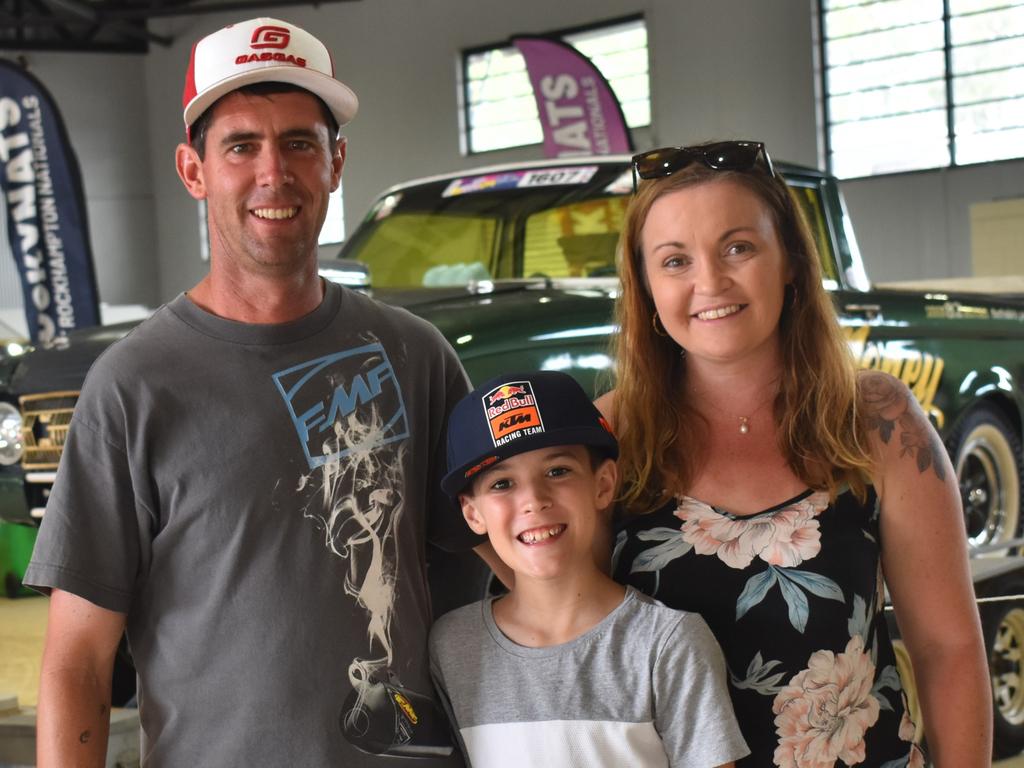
[513,35,633,158]
[0,60,100,345]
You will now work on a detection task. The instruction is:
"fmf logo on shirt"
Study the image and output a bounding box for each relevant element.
[272,343,409,470]
[250,25,290,48]
[483,381,544,447]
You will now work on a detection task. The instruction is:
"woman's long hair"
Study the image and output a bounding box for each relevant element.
[613,158,872,514]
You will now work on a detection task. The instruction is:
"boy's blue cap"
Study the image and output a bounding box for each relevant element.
[442,371,618,500]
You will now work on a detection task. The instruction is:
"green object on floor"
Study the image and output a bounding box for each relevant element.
[0,521,37,598]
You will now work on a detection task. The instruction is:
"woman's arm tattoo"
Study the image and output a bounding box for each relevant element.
[859,372,946,481]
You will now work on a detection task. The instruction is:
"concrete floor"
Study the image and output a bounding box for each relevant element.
[2,593,1023,765]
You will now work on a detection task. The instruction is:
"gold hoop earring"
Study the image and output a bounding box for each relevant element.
[652,312,669,337]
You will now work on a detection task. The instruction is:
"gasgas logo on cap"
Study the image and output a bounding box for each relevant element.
[483,381,544,447]
[250,26,290,48]
[234,25,308,67]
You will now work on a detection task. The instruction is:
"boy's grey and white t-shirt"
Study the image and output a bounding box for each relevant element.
[429,587,749,767]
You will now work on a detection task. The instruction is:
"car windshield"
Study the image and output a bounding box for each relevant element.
[339,162,839,289]
[339,164,633,289]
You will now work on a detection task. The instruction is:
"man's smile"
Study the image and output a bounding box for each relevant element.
[251,206,300,220]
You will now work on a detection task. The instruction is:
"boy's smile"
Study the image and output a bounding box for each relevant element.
[460,445,615,582]
[518,524,566,544]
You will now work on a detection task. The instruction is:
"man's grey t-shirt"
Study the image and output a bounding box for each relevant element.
[429,587,749,767]
[26,282,473,766]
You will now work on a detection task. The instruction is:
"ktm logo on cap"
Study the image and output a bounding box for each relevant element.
[250,25,290,49]
[483,380,544,446]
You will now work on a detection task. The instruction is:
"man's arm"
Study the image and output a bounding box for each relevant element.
[37,589,127,768]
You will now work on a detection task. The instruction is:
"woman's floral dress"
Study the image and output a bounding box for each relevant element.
[612,487,925,768]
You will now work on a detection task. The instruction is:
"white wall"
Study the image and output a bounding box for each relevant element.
[3,0,1023,309]
[839,159,1024,283]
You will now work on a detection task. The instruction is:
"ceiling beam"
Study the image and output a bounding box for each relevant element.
[38,0,172,44]
[2,0,361,51]
[103,0,361,21]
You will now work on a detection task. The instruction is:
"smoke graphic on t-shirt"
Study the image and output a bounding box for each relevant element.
[300,405,404,683]
[278,344,454,757]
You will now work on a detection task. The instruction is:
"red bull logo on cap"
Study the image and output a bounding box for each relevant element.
[483,380,544,446]
[487,384,527,405]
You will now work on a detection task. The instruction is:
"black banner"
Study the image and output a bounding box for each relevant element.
[0,59,99,345]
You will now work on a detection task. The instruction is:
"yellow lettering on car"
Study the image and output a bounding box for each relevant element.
[843,326,946,429]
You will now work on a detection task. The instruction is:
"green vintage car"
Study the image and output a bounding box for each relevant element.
[2,156,1024,752]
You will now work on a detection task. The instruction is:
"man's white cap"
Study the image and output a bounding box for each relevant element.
[182,17,358,137]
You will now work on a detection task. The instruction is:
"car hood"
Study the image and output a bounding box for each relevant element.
[6,280,616,396]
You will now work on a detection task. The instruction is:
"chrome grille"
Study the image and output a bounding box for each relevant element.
[19,391,79,471]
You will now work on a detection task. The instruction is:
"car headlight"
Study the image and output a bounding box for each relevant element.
[0,401,24,466]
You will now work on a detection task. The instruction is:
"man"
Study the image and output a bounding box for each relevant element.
[25,17,494,766]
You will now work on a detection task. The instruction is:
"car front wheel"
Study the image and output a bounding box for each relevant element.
[948,404,1023,557]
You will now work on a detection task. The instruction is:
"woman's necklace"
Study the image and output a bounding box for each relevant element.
[692,382,779,435]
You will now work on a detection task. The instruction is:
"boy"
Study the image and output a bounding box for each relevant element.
[430,371,749,767]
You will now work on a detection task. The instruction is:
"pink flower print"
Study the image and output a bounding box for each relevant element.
[771,636,881,767]
[899,708,926,767]
[675,492,829,570]
[898,706,916,743]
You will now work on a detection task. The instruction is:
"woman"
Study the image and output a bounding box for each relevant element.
[600,141,991,766]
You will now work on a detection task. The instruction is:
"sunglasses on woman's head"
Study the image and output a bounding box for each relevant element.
[630,141,776,193]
